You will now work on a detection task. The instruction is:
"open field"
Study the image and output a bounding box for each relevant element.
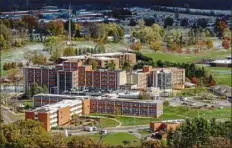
[205,67,231,86]
[98,118,119,128]
[92,106,231,126]
[89,132,140,147]
[0,43,45,77]
[143,50,231,63]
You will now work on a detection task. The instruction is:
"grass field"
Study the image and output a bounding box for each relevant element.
[92,106,231,126]
[205,67,231,86]
[98,118,119,128]
[90,133,140,147]
[143,50,231,63]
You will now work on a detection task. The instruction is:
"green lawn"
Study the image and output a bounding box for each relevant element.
[205,67,231,86]
[91,106,231,126]
[143,50,231,63]
[24,101,33,108]
[98,118,119,128]
[90,133,140,147]
[138,130,151,136]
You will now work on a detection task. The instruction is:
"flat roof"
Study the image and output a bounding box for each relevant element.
[24,66,55,69]
[31,99,82,113]
[93,96,162,104]
[93,52,135,57]
[34,93,90,99]
[211,59,231,64]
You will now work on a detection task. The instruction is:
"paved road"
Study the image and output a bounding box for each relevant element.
[53,124,149,139]
[1,106,24,124]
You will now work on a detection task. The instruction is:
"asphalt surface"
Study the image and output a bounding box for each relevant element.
[1,106,24,124]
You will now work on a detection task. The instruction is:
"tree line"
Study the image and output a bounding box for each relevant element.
[0,118,231,148]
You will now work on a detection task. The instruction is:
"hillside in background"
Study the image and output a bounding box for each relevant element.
[1,0,232,11]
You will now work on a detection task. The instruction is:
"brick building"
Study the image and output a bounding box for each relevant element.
[57,70,79,93]
[25,99,84,131]
[143,66,185,90]
[23,66,57,93]
[90,96,163,117]
[59,52,136,67]
[33,93,90,108]
[126,71,148,88]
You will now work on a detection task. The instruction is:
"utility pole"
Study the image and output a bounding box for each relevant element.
[68,3,72,45]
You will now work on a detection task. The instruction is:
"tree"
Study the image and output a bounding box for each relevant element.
[163,101,170,106]
[46,20,64,36]
[7,68,20,80]
[197,18,208,28]
[28,83,48,96]
[95,43,105,53]
[215,18,228,37]
[138,19,145,28]
[222,40,230,49]
[150,41,162,51]
[138,92,151,100]
[144,18,156,26]
[167,118,231,148]
[2,19,11,28]
[129,19,137,26]
[164,17,174,28]
[17,62,23,68]
[66,136,95,148]
[180,18,189,27]
[44,36,60,53]
[122,140,130,146]
[50,133,66,148]
[86,59,98,70]
[130,41,142,51]
[206,40,214,49]
[0,23,12,42]
[63,47,76,56]
[22,15,37,30]
[0,34,7,50]
[31,52,47,65]
[107,61,116,71]
[122,62,131,71]
[1,120,52,148]
[64,20,77,36]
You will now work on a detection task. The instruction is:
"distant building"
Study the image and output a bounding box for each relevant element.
[25,99,85,131]
[150,121,182,133]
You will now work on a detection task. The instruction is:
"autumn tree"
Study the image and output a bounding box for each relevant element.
[206,40,214,49]
[150,41,162,51]
[86,59,98,70]
[131,41,142,51]
[46,20,64,36]
[215,18,228,37]
[31,52,47,65]
[22,15,38,30]
[1,120,52,148]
